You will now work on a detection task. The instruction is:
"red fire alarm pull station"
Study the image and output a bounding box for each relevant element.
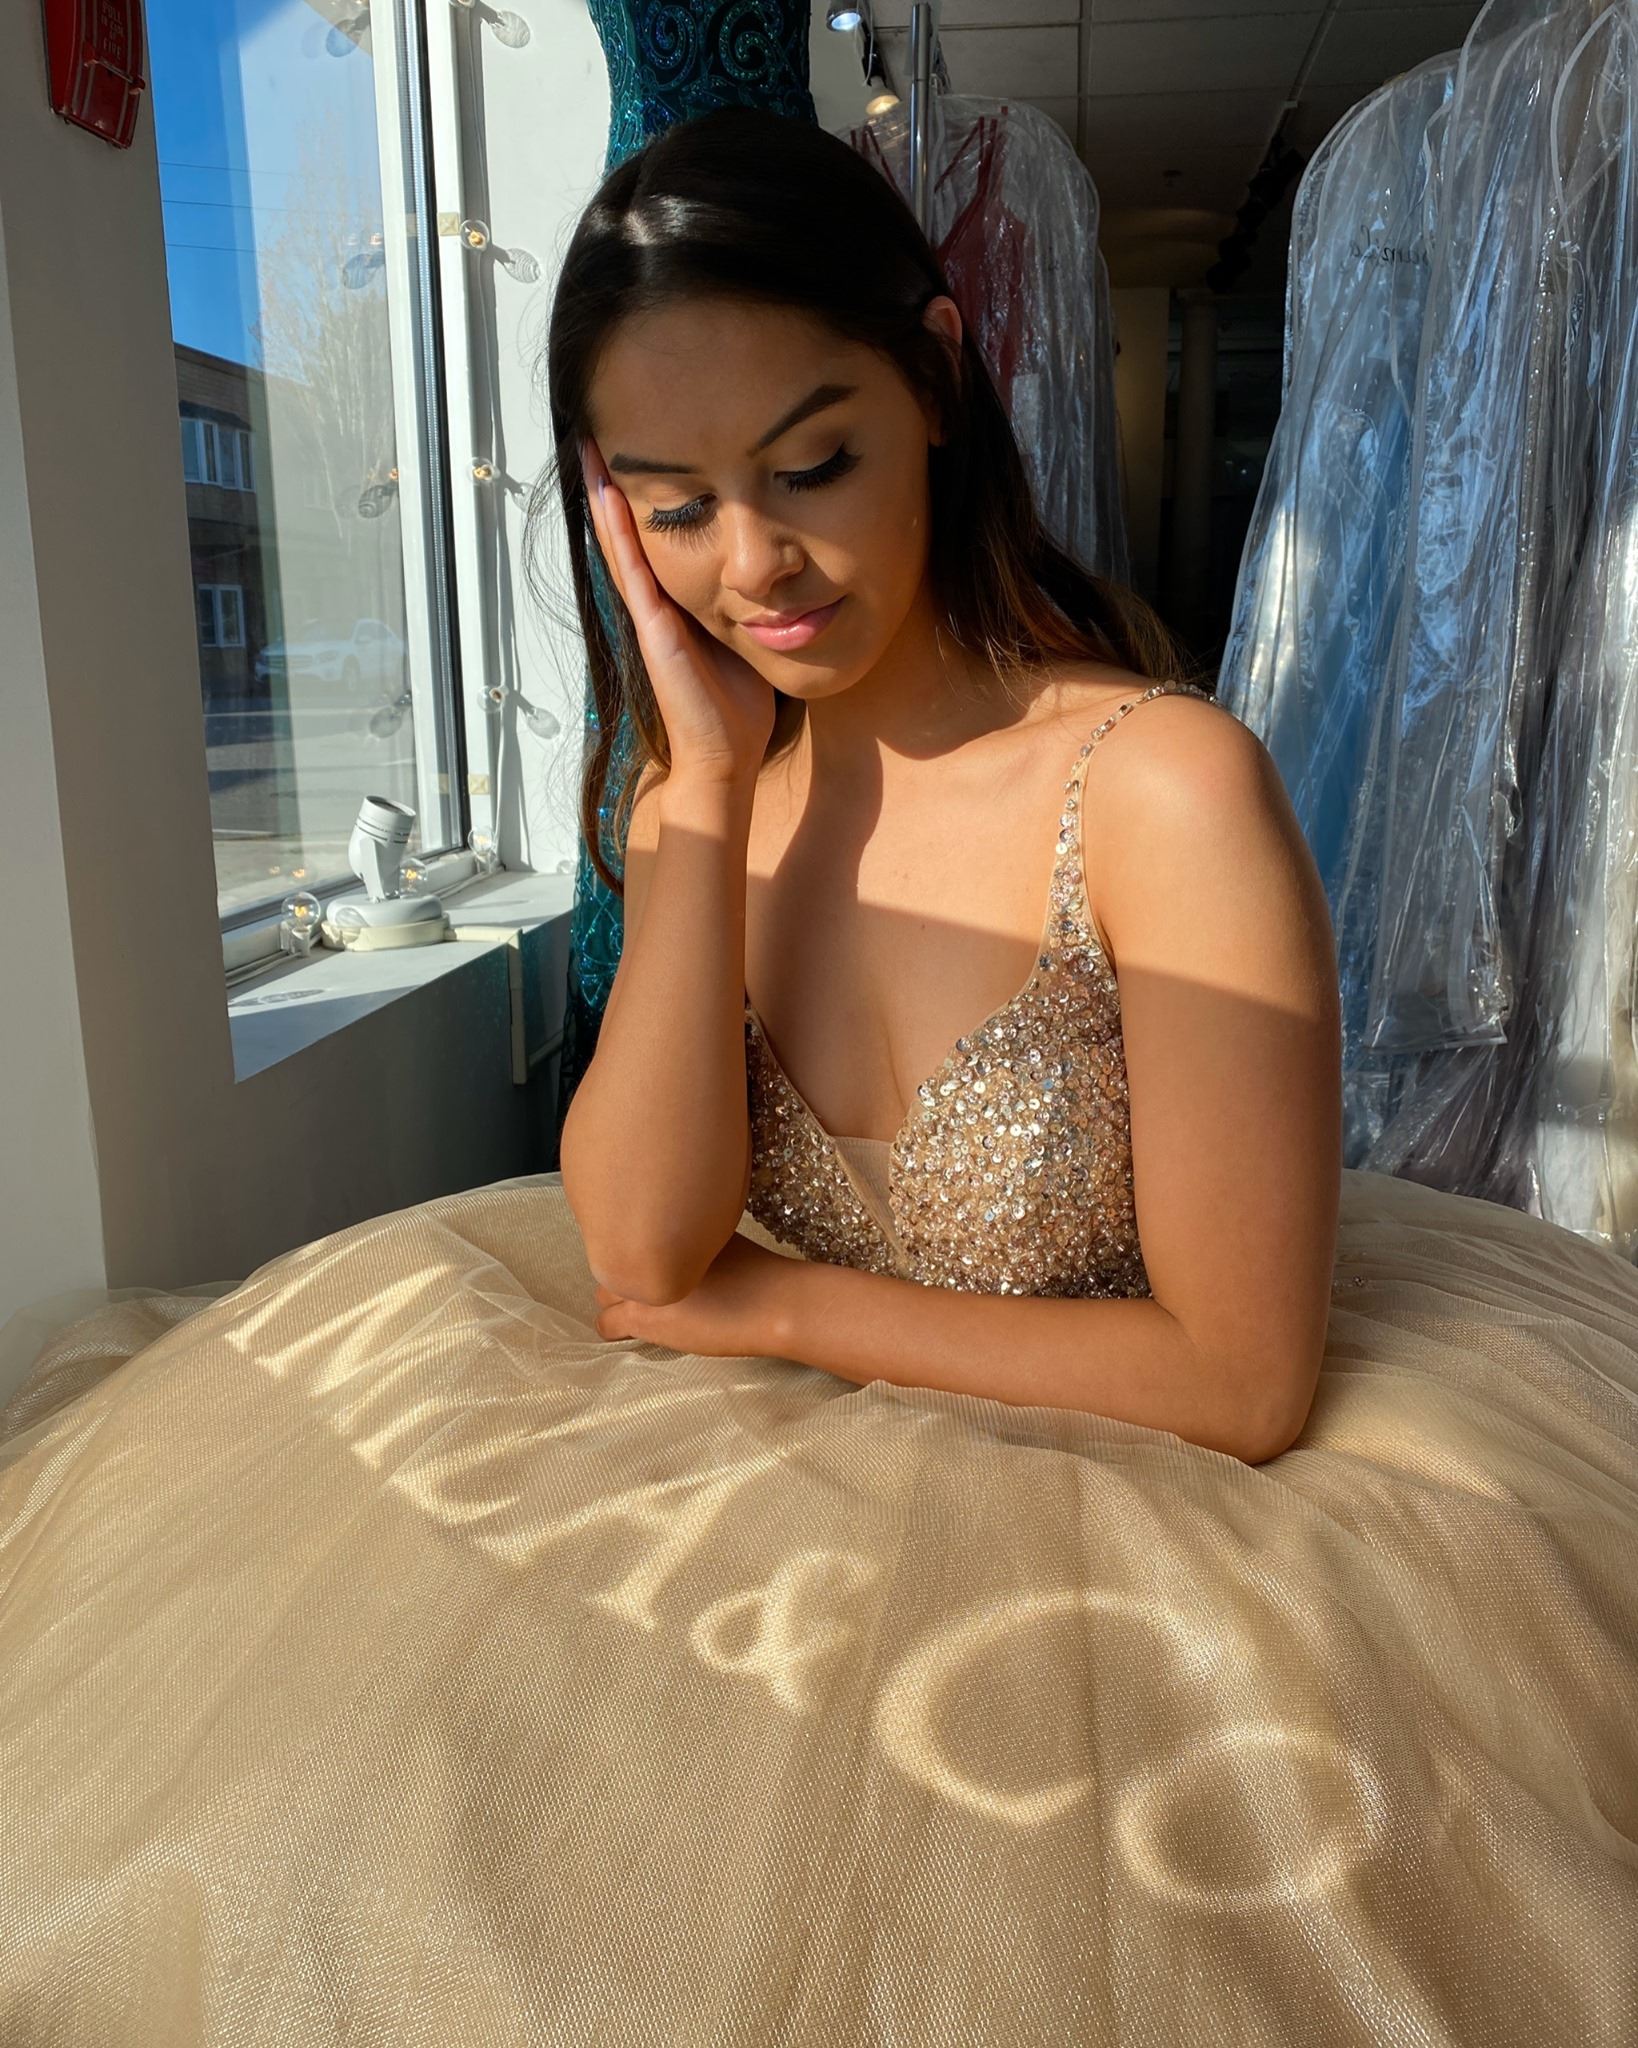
[41,0,148,149]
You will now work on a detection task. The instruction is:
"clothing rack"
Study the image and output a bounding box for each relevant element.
[908,0,934,232]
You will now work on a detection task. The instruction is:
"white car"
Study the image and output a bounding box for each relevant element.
[255,617,406,691]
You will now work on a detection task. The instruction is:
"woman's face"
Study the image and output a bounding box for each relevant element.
[583,295,958,691]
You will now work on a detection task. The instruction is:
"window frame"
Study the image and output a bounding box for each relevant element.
[167,0,477,963]
[196,581,247,649]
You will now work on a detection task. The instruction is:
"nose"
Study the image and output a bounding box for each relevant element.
[718,500,804,608]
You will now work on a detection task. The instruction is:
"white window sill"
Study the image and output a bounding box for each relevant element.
[226,865,579,1083]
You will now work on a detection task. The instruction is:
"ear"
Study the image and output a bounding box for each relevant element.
[920,294,964,447]
[923,291,964,350]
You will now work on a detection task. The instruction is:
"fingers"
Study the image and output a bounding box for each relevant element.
[582,436,667,640]
[579,437,624,602]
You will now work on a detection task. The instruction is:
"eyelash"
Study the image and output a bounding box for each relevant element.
[642,445,861,537]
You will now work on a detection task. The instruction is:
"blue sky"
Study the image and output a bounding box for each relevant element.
[150,0,382,367]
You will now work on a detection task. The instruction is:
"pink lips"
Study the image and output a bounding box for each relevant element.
[738,598,844,650]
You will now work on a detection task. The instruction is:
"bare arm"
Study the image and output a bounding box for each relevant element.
[557,436,776,1306]
[559,763,757,1306]
[589,697,1341,1462]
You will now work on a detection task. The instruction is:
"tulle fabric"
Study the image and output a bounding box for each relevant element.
[2,1166,1636,2044]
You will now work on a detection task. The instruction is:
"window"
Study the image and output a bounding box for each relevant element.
[196,584,246,647]
[180,416,255,492]
[153,0,464,926]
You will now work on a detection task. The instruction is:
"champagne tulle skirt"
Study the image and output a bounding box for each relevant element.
[2,1166,1636,2046]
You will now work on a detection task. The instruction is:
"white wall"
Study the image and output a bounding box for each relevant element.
[0,200,106,1332]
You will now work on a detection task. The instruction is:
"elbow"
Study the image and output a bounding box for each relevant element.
[1238,1355,1322,1466]
[561,1161,712,1307]
[581,1228,724,1310]
[604,1264,703,1309]
[582,1238,718,1309]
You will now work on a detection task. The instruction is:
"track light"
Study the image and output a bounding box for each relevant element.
[827,0,862,29]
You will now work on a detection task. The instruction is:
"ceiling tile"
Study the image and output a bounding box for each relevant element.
[1091,0,1318,15]
[881,24,1080,100]
[1306,5,1479,86]
[1083,13,1323,97]
[1079,86,1288,152]
[871,0,1078,26]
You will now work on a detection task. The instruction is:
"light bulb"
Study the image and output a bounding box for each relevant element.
[459,218,490,250]
[279,889,323,956]
[398,855,431,894]
[867,92,899,116]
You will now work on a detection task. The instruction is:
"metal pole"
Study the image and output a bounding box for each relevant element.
[908,1,933,234]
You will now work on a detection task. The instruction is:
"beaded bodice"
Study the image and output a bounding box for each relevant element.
[743,681,1219,1296]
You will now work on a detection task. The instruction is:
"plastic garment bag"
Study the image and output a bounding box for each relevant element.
[1362,0,1616,1061]
[1350,0,1638,1250]
[1222,0,1638,1255]
[1454,4,1638,1252]
[1217,54,1456,1166]
[845,95,1129,582]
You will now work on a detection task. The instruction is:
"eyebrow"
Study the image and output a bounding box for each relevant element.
[605,382,859,477]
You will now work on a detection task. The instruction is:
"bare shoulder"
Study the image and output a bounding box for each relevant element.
[1054,669,1305,961]
[1090,679,1270,823]
[1035,664,1255,788]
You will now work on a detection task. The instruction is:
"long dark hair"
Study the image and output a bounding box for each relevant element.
[527,104,1195,898]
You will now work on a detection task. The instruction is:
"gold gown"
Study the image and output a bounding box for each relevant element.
[3,686,1637,2043]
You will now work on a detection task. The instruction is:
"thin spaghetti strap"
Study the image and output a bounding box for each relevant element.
[1068,679,1190,787]
[1065,680,1206,957]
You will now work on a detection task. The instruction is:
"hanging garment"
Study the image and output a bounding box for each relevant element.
[1314,0,1638,1252]
[1217,52,1456,1166]
[1463,2,1638,1253]
[585,0,816,173]
[3,1104,1638,2037]
[848,94,1129,583]
[1219,0,1638,1252]
[1361,0,1615,1058]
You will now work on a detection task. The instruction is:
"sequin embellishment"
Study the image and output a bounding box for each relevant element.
[744,681,1220,1296]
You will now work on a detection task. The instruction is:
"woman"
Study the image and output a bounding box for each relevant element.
[549,106,1341,1467]
[1,107,1636,2048]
